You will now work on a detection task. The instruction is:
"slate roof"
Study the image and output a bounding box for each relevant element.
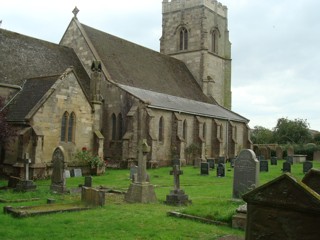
[80,23,211,103]
[0,28,90,93]
[6,76,58,122]
[119,84,248,122]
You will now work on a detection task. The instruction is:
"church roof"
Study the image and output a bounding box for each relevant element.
[6,76,58,123]
[119,84,248,122]
[0,28,90,93]
[79,23,211,103]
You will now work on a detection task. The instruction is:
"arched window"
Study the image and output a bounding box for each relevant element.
[159,116,164,142]
[183,119,187,140]
[68,112,76,142]
[179,27,188,50]
[60,111,69,142]
[211,29,219,53]
[118,113,123,140]
[111,113,117,140]
[203,122,206,140]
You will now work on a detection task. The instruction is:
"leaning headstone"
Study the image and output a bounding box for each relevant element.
[200,162,209,175]
[165,164,191,205]
[81,187,105,206]
[302,169,320,195]
[84,176,93,187]
[270,156,277,165]
[232,149,259,199]
[259,160,269,172]
[303,161,313,174]
[282,161,291,173]
[207,158,215,169]
[217,163,225,177]
[50,147,67,193]
[243,173,320,240]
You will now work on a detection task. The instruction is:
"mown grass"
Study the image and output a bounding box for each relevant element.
[0,160,319,240]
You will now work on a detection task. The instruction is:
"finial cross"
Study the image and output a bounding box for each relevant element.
[72,7,79,18]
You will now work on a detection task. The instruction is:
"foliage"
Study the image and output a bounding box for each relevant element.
[0,97,16,146]
[185,143,201,164]
[273,118,312,144]
[314,133,320,144]
[74,147,105,168]
[294,143,320,160]
[250,125,274,144]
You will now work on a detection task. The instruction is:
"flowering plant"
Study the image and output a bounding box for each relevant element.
[75,147,106,168]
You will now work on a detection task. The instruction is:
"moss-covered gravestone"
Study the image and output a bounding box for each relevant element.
[50,147,67,193]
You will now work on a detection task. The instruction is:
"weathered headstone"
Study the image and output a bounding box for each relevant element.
[217,163,225,177]
[165,164,191,205]
[259,160,269,172]
[64,170,71,178]
[71,168,82,177]
[50,147,67,193]
[243,173,320,240]
[129,165,138,181]
[232,149,259,199]
[303,161,313,174]
[302,169,320,194]
[207,158,215,169]
[81,186,105,206]
[282,161,291,173]
[84,176,93,187]
[200,162,209,175]
[270,156,277,165]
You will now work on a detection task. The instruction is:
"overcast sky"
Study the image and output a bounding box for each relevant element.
[1,0,319,130]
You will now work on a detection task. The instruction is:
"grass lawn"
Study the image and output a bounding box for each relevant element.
[0,160,319,240]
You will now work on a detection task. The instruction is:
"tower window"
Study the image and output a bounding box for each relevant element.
[179,27,188,50]
[211,29,219,53]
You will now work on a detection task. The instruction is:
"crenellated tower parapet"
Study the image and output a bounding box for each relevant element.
[162,0,228,18]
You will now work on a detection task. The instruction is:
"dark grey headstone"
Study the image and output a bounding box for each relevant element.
[271,157,277,165]
[283,161,291,173]
[84,176,93,187]
[232,149,259,199]
[218,156,225,164]
[217,163,225,177]
[200,162,209,175]
[287,156,293,165]
[260,160,269,172]
[303,161,313,174]
[207,158,215,169]
[50,147,66,193]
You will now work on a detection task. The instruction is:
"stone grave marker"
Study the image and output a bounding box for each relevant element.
[172,159,180,166]
[230,158,236,168]
[64,170,71,178]
[287,156,293,165]
[165,164,191,205]
[50,147,67,193]
[81,186,105,206]
[218,156,225,164]
[302,169,320,194]
[303,161,313,174]
[207,158,215,169]
[217,163,225,177]
[243,173,320,240]
[129,165,138,181]
[84,176,93,187]
[232,149,259,199]
[270,156,277,165]
[259,160,269,172]
[200,162,209,175]
[282,161,291,173]
[15,153,36,192]
[71,168,82,177]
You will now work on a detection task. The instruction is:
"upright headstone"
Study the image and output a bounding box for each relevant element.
[200,162,209,175]
[84,176,93,187]
[232,149,259,199]
[207,158,215,169]
[218,156,225,164]
[165,164,191,205]
[302,169,320,195]
[303,161,313,174]
[129,165,138,181]
[259,160,269,172]
[282,161,291,173]
[15,153,36,192]
[270,156,277,165]
[243,174,320,240]
[71,168,82,177]
[50,147,67,193]
[64,170,71,178]
[217,163,225,177]
[81,186,105,206]
[287,156,293,165]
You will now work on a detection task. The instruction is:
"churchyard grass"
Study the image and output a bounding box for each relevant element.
[0,160,319,239]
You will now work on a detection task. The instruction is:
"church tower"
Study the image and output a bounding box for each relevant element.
[160,0,232,109]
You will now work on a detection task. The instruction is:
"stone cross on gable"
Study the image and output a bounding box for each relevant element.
[170,165,183,191]
[23,153,31,181]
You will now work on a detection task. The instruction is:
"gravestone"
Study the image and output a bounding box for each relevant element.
[218,156,225,164]
[64,170,71,178]
[200,162,209,175]
[15,153,37,192]
[125,139,157,203]
[81,186,105,206]
[230,158,236,168]
[217,163,225,177]
[303,161,313,174]
[259,160,269,172]
[84,176,93,187]
[243,173,320,240]
[282,161,291,173]
[232,149,259,199]
[71,168,82,177]
[50,147,67,193]
[270,156,277,165]
[165,164,191,205]
[287,156,293,165]
[129,165,138,181]
[302,169,320,194]
[207,158,215,169]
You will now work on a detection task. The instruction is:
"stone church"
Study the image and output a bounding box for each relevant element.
[0,0,251,178]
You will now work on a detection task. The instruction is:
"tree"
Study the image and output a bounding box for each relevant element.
[273,117,312,144]
[251,126,274,144]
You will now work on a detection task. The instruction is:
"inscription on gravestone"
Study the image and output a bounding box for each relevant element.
[233,149,259,199]
[200,162,209,175]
